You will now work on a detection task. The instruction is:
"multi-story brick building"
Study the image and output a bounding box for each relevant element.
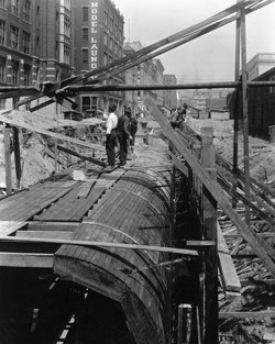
[163,74,177,110]
[123,41,165,115]
[0,0,75,115]
[73,0,124,116]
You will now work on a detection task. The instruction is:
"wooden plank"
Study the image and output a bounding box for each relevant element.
[0,234,199,256]
[219,311,275,320]
[218,222,241,292]
[0,221,27,236]
[16,231,73,240]
[13,127,22,188]
[3,128,12,195]
[35,186,106,222]
[0,187,71,224]
[145,97,275,277]
[200,127,218,343]
[170,153,188,176]
[27,221,78,231]
[0,252,53,267]
[77,181,95,198]
[56,144,106,167]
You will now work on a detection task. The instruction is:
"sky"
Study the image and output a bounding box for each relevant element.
[113,0,275,83]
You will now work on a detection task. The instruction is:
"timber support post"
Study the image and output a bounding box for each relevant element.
[13,127,22,189]
[3,127,12,195]
[200,126,218,344]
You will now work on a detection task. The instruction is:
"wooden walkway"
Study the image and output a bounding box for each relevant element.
[0,140,177,344]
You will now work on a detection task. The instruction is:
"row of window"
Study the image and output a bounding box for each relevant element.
[0,20,31,54]
[0,57,31,85]
[81,49,121,67]
[81,6,123,42]
[0,0,32,23]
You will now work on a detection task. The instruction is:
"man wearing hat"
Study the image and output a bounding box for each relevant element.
[117,106,133,166]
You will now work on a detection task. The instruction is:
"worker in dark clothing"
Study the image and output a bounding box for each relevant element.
[105,102,118,168]
[170,103,189,130]
[117,107,133,166]
[130,113,138,146]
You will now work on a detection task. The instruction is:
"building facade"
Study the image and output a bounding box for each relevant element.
[73,0,124,116]
[123,41,165,116]
[248,66,275,137]
[0,0,75,115]
[163,74,177,110]
[247,53,275,81]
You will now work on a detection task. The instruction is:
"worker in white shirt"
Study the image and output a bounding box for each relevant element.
[105,102,118,167]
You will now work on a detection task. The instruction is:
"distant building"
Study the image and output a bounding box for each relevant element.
[247,53,275,81]
[123,41,165,116]
[163,74,177,110]
[73,0,124,116]
[248,65,275,137]
[0,0,75,115]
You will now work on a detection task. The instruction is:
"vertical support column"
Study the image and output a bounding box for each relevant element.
[12,67,22,190]
[240,8,250,225]
[200,127,218,344]
[3,128,12,195]
[13,127,22,189]
[232,0,241,208]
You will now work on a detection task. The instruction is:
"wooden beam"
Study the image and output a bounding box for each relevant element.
[0,252,53,268]
[13,127,22,189]
[0,235,199,256]
[218,222,241,293]
[3,128,12,195]
[27,222,79,231]
[144,97,275,277]
[16,231,73,240]
[200,127,218,344]
[55,144,106,167]
[169,152,189,176]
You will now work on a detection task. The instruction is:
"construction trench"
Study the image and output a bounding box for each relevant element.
[1,1,275,343]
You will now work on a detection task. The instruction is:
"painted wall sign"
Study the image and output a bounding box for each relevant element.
[90,2,98,69]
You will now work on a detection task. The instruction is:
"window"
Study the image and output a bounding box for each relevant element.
[109,16,113,32]
[109,38,113,50]
[82,48,88,65]
[82,27,88,42]
[11,61,19,85]
[0,0,6,10]
[0,20,6,45]
[10,25,19,49]
[11,0,19,16]
[82,7,88,21]
[64,44,70,64]
[103,52,108,66]
[270,77,275,94]
[0,57,5,82]
[64,15,70,37]
[23,0,31,22]
[35,35,40,56]
[103,32,108,46]
[22,31,31,54]
[82,96,91,112]
[104,10,108,26]
[24,65,31,86]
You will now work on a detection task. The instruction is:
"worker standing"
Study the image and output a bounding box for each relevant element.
[105,102,118,168]
[117,106,133,166]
